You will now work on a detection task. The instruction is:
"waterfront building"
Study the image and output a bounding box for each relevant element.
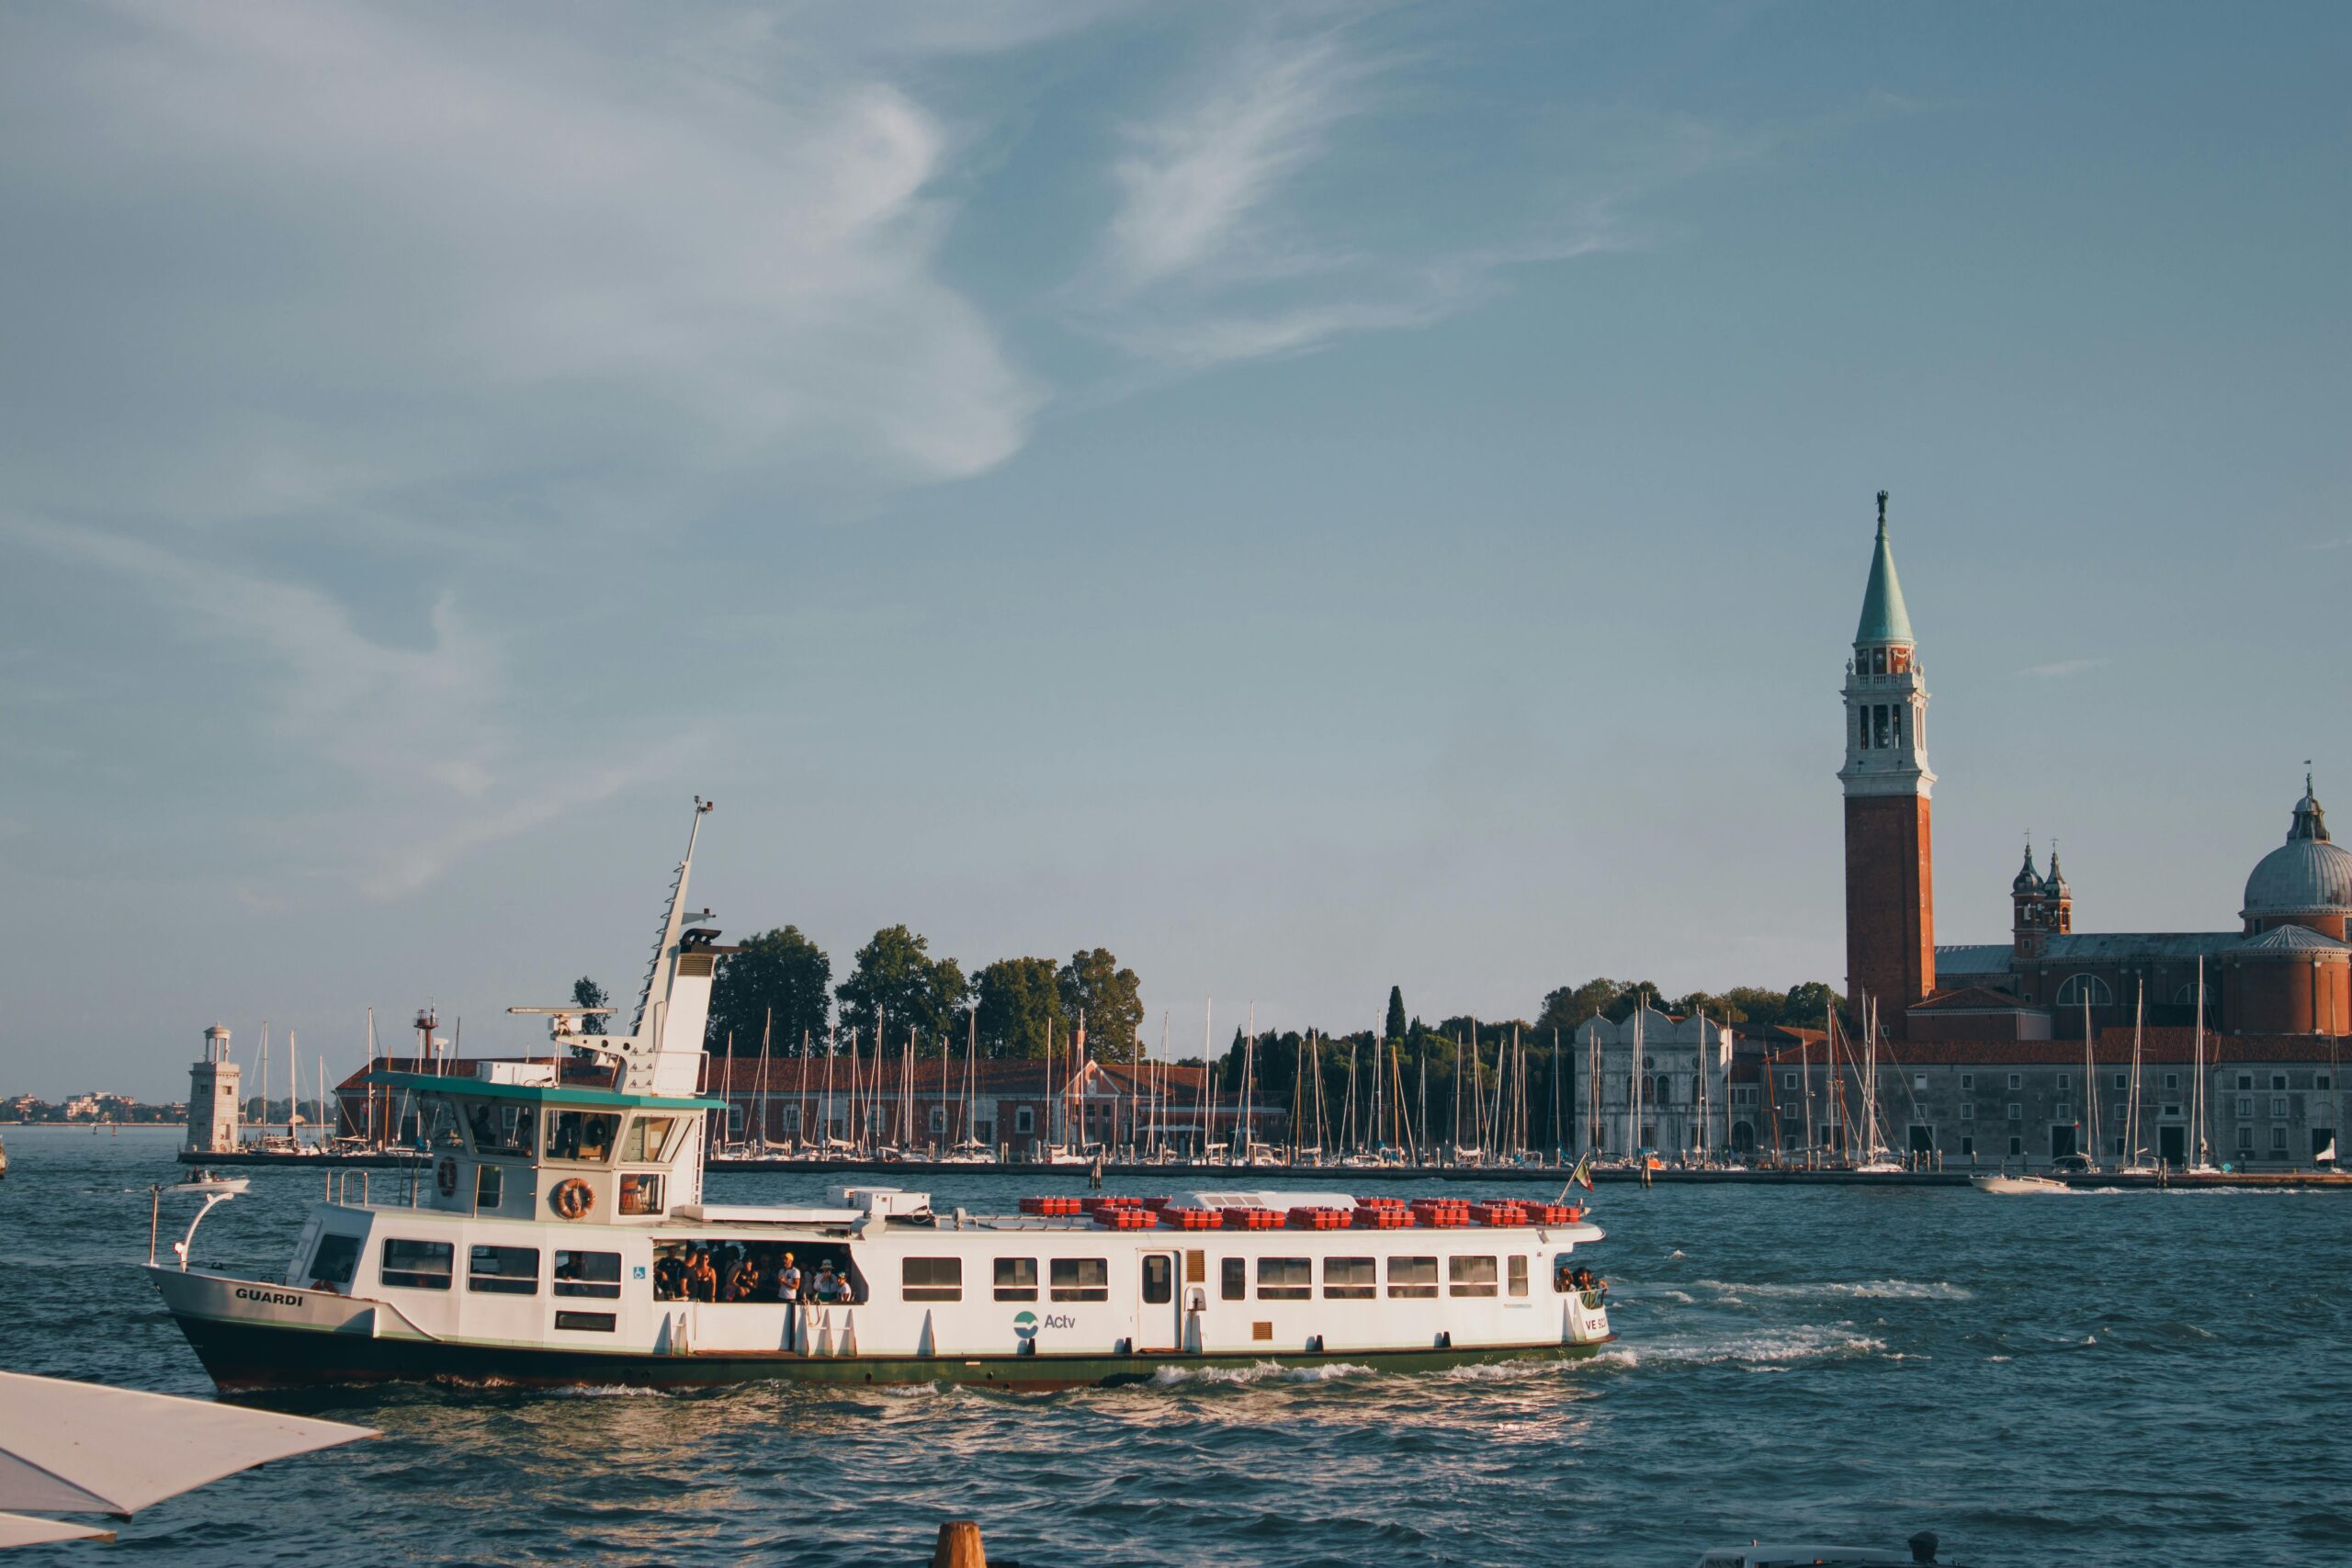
[1570,1005,1735,1159]
[1830,495,2349,1166]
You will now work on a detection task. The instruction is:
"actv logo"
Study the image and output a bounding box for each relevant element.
[1012,1311,1039,1341]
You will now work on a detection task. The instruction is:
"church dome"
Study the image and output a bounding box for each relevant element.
[2242,780,2352,919]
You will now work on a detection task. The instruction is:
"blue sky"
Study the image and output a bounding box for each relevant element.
[3,2,2346,1097]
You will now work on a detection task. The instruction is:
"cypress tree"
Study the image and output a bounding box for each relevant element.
[1385,986,1408,1043]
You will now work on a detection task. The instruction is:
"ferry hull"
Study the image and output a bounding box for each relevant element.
[167,1308,1611,1395]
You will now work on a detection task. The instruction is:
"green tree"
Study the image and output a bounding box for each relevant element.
[1057,948,1144,1061]
[836,926,967,1051]
[1779,981,1846,1029]
[706,926,831,1055]
[1384,986,1408,1043]
[972,956,1066,1059]
[571,976,609,1035]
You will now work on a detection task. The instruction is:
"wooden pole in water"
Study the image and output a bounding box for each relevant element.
[933,1520,986,1568]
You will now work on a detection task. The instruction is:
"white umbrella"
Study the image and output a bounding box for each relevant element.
[0,1371,373,1527]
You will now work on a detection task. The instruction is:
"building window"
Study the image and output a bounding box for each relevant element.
[2054,975,2111,1006]
[2270,1126,2289,1152]
[2162,1103,2183,1118]
[1781,1072,1797,1090]
[2238,1074,2254,1090]
[2057,1073,2072,1090]
[1858,710,1871,750]
[930,1108,946,1133]
[2236,1127,2254,1152]
[2238,1097,2254,1118]
[2008,1136,2022,1156]
[2054,1103,2072,1122]
[1959,1136,1974,1157]
[2164,1074,2179,1091]
[1960,1102,1974,1122]
[2272,1095,2290,1118]
[2272,1075,2288,1091]
[2112,1073,2127,1090]
[2007,1074,2022,1090]
[2319,1075,2333,1090]
[1873,705,1891,749]
[2007,1103,2021,1121]
[1913,1074,1928,1092]
[1014,1107,1035,1134]
[1781,1102,1799,1122]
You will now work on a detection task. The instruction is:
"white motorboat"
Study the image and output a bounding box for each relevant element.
[1969,1172,2068,1194]
[144,802,1617,1393]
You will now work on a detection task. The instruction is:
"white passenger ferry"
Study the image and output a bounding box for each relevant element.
[147,804,1613,1392]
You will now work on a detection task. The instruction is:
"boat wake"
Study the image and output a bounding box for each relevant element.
[1694,1278,1973,1301]
[1148,1360,1377,1388]
[1592,1327,1888,1371]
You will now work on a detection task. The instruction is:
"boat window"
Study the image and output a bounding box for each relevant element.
[1322,1257,1375,1300]
[903,1258,962,1303]
[1014,1108,1035,1134]
[420,1100,462,1151]
[1256,1258,1311,1301]
[553,1250,622,1299]
[468,1245,540,1295]
[307,1233,362,1290]
[1508,1256,1529,1297]
[547,1111,619,1164]
[1220,1258,1245,1302]
[1386,1257,1437,1299]
[618,1172,664,1216]
[554,1311,616,1332]
[380,1238,454,1291]
[475,1164,503,1210]
[465,1101,537,1156]
[994,1258,1038,1302]
[1050,1258,1109,1302]
[621,1115,677,1163]
[653,1240,855,1304]
[1449,1257,1499,1298]
[1142,1255,1174,1305]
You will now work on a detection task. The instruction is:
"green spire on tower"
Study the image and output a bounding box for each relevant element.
[1854,489,1915,646]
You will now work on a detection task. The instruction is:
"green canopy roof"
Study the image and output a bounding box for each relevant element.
[1854,504,1914,646]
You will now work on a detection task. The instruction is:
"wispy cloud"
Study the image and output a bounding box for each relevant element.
[6,514,695,896]
[0,1,1045,527]
[2018,658,2109,679]
[1105,29,1365,293]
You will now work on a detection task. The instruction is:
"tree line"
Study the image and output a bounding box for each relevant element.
[569,942,1841,1078]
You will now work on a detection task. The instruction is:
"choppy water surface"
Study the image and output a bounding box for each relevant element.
[3,1128,2346,1566]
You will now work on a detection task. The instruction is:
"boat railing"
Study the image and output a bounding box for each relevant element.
[328,1169,373,1207]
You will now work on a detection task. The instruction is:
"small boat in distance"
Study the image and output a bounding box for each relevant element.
[1970,1172,2067,1194]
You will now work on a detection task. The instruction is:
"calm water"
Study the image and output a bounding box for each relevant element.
[2,1126,2346,1566]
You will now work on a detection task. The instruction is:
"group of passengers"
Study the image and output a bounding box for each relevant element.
[654,1243,857,1306]
[1552,1257,1608,1296]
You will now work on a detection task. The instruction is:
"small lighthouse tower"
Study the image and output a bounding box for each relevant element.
[187,1024,242,1155]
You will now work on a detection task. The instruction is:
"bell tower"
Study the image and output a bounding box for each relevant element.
[1838,491,1936,1036]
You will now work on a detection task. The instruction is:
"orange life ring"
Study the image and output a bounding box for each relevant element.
[550,1178,594,1221]
[435,1156,458,1198]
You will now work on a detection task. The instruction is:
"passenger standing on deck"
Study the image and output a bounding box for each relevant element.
[776,1252,803,1303]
